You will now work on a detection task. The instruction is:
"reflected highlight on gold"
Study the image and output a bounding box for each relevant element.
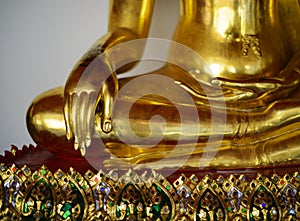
[26,0,300,169]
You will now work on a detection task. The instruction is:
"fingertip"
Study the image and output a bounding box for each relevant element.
[85,138,91,148]
[66,131,72,141]
[74,140,79,151]
[80,147,86,156]
[65,120,73,140]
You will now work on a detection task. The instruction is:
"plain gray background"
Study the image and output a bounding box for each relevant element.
[0,1,178,154]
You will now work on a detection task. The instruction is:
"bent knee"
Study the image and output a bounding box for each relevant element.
[26,87,66,139]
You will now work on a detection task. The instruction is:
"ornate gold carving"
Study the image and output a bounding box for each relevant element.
[0,164,299,220]
[242,35,262,58]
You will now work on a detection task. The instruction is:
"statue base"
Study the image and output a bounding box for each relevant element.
[0,145,299,220]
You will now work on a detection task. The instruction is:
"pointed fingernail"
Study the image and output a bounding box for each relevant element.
[80,147,86,156]
[85,138,91,147]
[66,131,71,140]
[74,140,79,150]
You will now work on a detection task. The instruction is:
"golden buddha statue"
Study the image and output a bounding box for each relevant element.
[26,0,300,169]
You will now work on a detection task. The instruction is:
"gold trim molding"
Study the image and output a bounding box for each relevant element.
[0,163,299,220]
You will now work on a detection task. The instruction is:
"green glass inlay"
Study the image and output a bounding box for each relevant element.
[62,210,71,219]
[242,208,247,213]
[227,207,231,212]
[37,178,45,185]
[82,185,87,190]
[257,185,266,192]
[257,186,262,192]
[150,183,173,221]
[70,182,75,188]
[109,201,114,207]
[213,184,217,189]
[23,177,54,219]
[117,183,146,219]
[62,203,72,212]
[24,202,28,213]
[156,185,162,192]
[153,204,160,213]
[41,169,47,175]
[116,205,121,218]
[249,213,253,219]
[199,185,203,190]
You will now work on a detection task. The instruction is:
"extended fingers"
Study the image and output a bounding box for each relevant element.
[64,91,98,155]
[79,92,88,154]
[79,91,96,155]
[85,92,97,147]
[73,91,98,155]
[74,92,89,155]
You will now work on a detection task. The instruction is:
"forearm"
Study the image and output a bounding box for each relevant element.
[66,0,155,85]
[108,0,154,38]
